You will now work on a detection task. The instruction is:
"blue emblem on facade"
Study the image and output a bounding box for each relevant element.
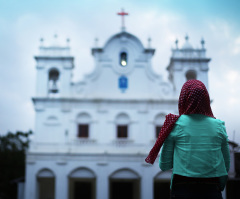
[119,76,128,92]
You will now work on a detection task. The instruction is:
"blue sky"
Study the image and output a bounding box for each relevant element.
[1,0,240,21]
[1,0,240,143]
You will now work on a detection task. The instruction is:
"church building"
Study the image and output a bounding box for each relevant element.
[24,11,214,199]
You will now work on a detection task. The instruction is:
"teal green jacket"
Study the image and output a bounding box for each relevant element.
[159,114,230,190]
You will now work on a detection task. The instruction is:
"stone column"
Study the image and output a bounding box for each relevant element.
[55,164,68,199]
[24,164,37,199]
[141,174,153,199]
[96,167,108,199]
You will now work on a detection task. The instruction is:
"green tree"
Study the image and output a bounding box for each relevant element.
[0,130,32,199]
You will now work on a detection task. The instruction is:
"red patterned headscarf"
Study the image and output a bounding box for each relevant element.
[145,79,214,164]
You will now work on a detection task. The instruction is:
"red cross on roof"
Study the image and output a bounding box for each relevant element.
[117,9,129,31]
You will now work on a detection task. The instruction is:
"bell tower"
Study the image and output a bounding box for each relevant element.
[167,35,211,95]
[34,35,74,97]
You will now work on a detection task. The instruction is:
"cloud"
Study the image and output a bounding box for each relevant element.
[232,36,240,55]
[226,70,239,84]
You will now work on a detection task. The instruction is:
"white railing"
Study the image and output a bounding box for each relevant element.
[112,139,134,147]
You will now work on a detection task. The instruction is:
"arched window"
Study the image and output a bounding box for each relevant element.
[77,113,91,138]
[120,52,127,66]
[68,168,96,199]
[48,68,60,93]
[37,169,55,199]
[109,169,140,199]
[154,170,172,199]
[186,70,197,80]
[115,113,130,138]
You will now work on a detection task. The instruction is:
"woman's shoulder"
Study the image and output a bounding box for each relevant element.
[176,114,225,126]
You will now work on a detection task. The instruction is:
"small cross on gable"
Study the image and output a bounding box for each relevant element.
[117,8,129,31]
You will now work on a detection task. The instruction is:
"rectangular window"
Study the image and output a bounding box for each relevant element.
[235,152,240,177]
[117,125,128,138]
[156,126,162,138]
[78,124,89,138]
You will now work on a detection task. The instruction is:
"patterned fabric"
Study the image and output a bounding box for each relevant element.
[145,79,215,164]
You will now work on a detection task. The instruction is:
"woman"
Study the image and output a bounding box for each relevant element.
[145,80,230,199]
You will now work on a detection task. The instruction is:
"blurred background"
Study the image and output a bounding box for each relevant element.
[1,0,240,142]
[0,0,240,199]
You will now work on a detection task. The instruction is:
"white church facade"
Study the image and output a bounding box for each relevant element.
[24,18,213,199]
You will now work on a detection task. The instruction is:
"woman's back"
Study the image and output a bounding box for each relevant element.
[146,80,230,198]
[166,114,229,177]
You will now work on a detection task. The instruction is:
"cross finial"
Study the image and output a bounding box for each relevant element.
[95,38,99,47]
[148,37,152,48]
[175,38,179,49]
[201,37,205,49]
[40,37,44,47]
[117,8,129,32]
[66,38,70,43]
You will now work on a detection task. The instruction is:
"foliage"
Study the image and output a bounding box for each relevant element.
[0,130,32,199]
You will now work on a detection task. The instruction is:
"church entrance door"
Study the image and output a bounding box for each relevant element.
[37,169,55,199]
[154,170,172,199]
[69,178,95,199]
[109,169,140,199]
[68,168,96,199]
[38,178,55,199]
[110,179,140,199]
[154,181,170,199]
